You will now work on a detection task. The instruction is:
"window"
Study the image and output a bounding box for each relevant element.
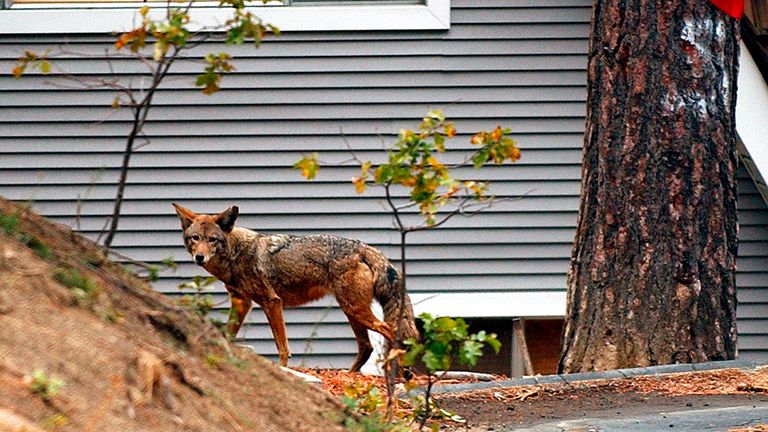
[410,292,567,376]
[405,317,565,377]
[511,318,563,377]
[0,0,449,33]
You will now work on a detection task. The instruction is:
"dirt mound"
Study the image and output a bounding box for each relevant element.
[0,198,348,432]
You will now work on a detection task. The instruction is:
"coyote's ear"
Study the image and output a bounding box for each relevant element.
[172,203,197,231]
[215,206,239,233]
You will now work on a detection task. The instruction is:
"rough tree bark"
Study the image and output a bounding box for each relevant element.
[559,0,740,373]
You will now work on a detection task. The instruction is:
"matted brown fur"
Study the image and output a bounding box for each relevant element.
[173,204,419,371]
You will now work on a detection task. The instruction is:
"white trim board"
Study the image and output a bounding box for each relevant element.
[737,40,768,194]
[411,291,567,319]
[0,0,450,33]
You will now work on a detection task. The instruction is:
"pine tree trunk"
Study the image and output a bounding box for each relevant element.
[559,0,740,373]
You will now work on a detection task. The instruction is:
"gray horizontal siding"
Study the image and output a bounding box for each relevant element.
[0,118,586,136]
[0,71,589,91]
[736,175,768,362]
[0,133,584,152]
[0,87,588,106]
[1,180,583,198]
[0,40,591,59]
[0,151,582,169]
[3,103,586,120]
[5,196,585,217]
[161,274,570,295]
[0,162,584,182]
[2,0,767,368]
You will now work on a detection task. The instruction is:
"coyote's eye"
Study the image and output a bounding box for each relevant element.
[191,235,200,241]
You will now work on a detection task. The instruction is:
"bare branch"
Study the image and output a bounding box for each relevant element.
[180,0,195,18]
[403,200,470,234]
[383,183,406,233]
[44,76,127,93]
[90,105,124,126]
[103,247,157,270]
[404,191,533,234]
[103,44,180,248]
[297,130,371,169]
[375,130,391,152]
[136,54,158,74]
[411,294,438,306]
[339,128,367,165]
[183,30,218,51]
[103,46,122,80]
[393,201,420,211]
[94,214,111,245]
[133,132,152,151]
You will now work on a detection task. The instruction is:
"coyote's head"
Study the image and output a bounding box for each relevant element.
[172,204,239,266]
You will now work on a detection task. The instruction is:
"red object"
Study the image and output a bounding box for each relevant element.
[711,0,744,19]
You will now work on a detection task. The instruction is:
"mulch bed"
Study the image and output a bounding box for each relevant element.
[297,366,768,431]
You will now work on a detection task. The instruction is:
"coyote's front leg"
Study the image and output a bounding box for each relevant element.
[261,295,291,367]
[226,291,252,339]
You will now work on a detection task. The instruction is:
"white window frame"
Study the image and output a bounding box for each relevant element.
[0,0,449,33]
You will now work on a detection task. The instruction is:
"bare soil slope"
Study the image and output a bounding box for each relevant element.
[0,198,348,432]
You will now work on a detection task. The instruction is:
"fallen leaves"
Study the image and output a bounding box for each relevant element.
[430,366,768,407]
[730,425,768,432]
[295,368,506,398]
[296,368,387,396]
[616,367,768,396]
[295,366,768,403]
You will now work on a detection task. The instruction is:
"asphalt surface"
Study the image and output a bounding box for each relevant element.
[431,360,768,431]
[515,403,768,431]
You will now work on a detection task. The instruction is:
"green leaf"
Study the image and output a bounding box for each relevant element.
[153,40,168,61]
[360,160,372,174]
[434,133,445,152]
[422,350,448,373]
[147,265,160,282]
[403,344,424,366]
[195,52,235,95]
[293,153,320,180]
[162,257,178,271]
[422,109,445,126]
[486,334,502,354]
[419,312,434,326]
[373,165,393,184]
[472,148,490,168]
[459,340,483,366]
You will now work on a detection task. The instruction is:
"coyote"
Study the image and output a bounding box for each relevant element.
[172,203,419,371]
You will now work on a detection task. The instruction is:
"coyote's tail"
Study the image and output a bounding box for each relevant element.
[373,262,419,347]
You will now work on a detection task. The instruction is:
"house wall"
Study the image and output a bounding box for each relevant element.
[1,0,767,368]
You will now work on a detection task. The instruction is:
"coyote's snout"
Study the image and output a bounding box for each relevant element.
[173,203,419,371]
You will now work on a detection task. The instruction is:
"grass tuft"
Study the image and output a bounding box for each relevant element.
[53,266,99,304]
[0,211,53,261]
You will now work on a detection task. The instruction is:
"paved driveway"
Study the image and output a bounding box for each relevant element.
[516,403,768,431]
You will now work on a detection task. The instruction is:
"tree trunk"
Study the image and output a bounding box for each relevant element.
[559,0,740,373]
